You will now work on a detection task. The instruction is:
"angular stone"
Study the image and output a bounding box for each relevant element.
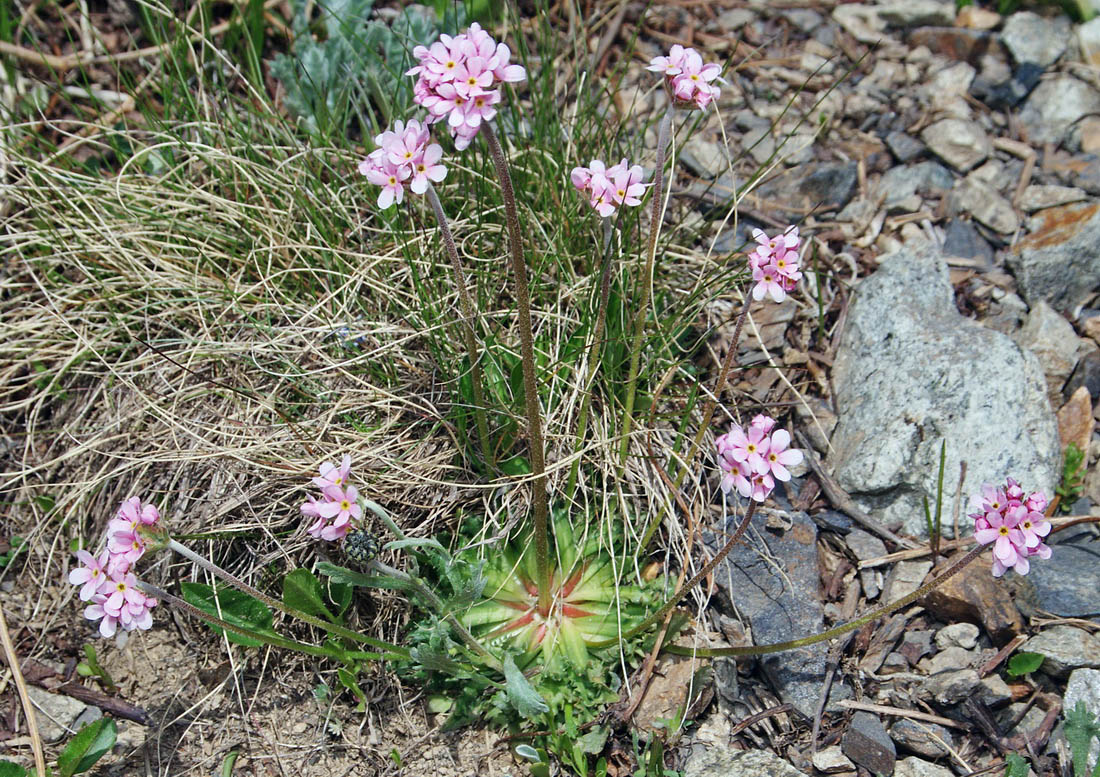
[922,553,1026,643]
[942,219,994,269]
[1012,301,1081,403]
[1064,350,1100,404]
[1019,76,1100,145]
[884,560,933,602]
[953,178,1018,234]
[1079,16,1100,67]
[879,161,954,206]
[1078,116,1100,154]
[1058,386,1094,453]
[896,756,956,777]
[752,162,857,221]
[890,719,956,759]
[1009,203,1100,311]
[1000,11,1070,66]
[920,645,976,675]
[922,119,991,172]
[847,529,888,599]
[1018,185,1087,212]
[924,668,981,705]
[685,747,809,777]
[977,674,1014,707]
[886,131,926,163]
[1021,626,1100,678]
[909,27,1005,64]
[1064,669,1100,773]
[681,137,726,179]
[956,5,1000,29]
[899,630,935,666]
[1019,537,1100,619]
[935,622,980,650]
[708,511,828,718]
[842,711,897,776]
[877,0,954,27]
[25,686,90,743]
[830,243,1059,537]
[812,745,855,773]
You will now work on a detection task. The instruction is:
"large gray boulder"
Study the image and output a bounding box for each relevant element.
[830,241,1060,537]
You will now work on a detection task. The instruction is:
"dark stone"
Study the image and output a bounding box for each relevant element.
[908,27,1006,65]
[1007,202,1100,311]
[898,630,934,666]
[751,162,857,221]
[708,510,832,718]
[922,554,1026,643]
[842,711,897,776]
[1018,537,1100,620]
[890,718,956,759]
[942,219,994,268]
[886,131,926,163]
[1064,350,1100,404]
[812,509,853,534]
[971,62,1044,110]
[1064,155,1100,196]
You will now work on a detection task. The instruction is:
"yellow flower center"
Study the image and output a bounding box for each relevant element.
[340,500,350,511]
[999,526,1009,536]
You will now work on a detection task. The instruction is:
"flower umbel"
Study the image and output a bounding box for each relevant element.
[570,158,650,217]
[715,415,803,502]
[971,479,1052,576]
[749,226,802,303]
[358,119,447,209]
[646,45,724,110]
[302,456,362,542]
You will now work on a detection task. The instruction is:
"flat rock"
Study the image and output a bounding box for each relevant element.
[681,137,727,179]
[708,510,830,718]
[942,219,994,269]
[953,178,1018,234]
[935,622,980,650]
[812,745,855,773]
[884,559,933,602]
[924,667,981,705]
[685,747,809,777]
[1017,537,1100,619]
[842,710,897,776]
[1012,301,1081,403]
[1064,350,1100,403]
[956,5,1001,30]
[896,756,955,777]
[879,161,954,207]
[1020,625,1100,678]
[909,27,1005,64]
[1057,385,1094,453]
[890,719,956,758]
[920,645,977,675]
[1064,669,1100,773]
[830,243,1059,537]
[1000,11,1070,66]
[1019,76,1100,145]
[1008,202,1100,311]
[1080,16,1100,67]
[1018,185,1086,212]
[971,62,1043,110]
[753,162,858,221]
[878,0,954,27]
[25,685,90,743]
[978,674,1014,707]
[886,131,926,163]
[922,554,1026,643]
[922,119,991,172]
[847,529,888,599]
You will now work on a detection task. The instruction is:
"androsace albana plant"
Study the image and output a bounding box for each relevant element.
[60,21,1069,775]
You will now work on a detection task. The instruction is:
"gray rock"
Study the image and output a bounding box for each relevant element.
[884,560,933,601]
[1020,537,1100,619]
[1064,669,1100,773]
[1012,301,1081,402]
[920,645,977,674]
[1064,350,1100,404]
[890,719,956,759]
[935,622,980,650]
[717,8,756,29]
[998,701,1047,734]
[781,8,824,33]
[922,119,992,172]
[880,161,955,206]
[1019,76,1100,145]
[978,674,1014,707]
[709,511,831,718]
[953,178,1019,234]
[830,243,1060,536]
[682,137,727,179]
[743,126,776,166]
[887,131,926,163]
[1000,11,1070,66]
[1021,625,1100,678]
[896,756,955,777]
[1081,16,1100,66]
[812,746,855,773]
[842,711,897,776]
[942,219,994,269]
[847,529,888,599]
[753,162,857,221]
[685,747,808,777]
[877,0,955,27]
[1018,185,1087,212]
[924,668,981,705]
[984,291,1030,335]
[25,686,90,742]
[1008,202,1100,311]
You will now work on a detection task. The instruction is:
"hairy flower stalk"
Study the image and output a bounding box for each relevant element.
[619,103,674,465]
[425,182,494,468]
[481,121,552,615]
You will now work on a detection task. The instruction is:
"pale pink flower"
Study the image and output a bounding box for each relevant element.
[571,158,648,217]
[117,496,160,527]
[752,261,787,303]
[738,469,775,502]
[69,549,111,601]
[650,45,724,110]
[83,596,121,638]
[762,429,803,482]
[717,451,748,495]
[317,484,362,526]
[750,414,776,434]
[724,424,770,474]
[1017,509,1051,549]
[1025,490,1048,513]
[107,523,147,567]
[974,507,1025,566]
[313,454,352,490]
[646,44,688,77]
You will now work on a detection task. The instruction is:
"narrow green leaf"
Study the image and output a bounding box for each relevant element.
[181,582,275,647]
[1006,652,1045,677]
[316,562,412,591]
[282,568,334,621]
[502,654,549,719]
[57,718,117,776]
[383,537,449,558]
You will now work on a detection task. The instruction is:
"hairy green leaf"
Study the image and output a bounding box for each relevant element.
[57,718,117,777]
[181,583,275,647]
[1004,753,1030,777]
[283,568,334,621]
[1065,700,1100,777]
[503,654,549,719]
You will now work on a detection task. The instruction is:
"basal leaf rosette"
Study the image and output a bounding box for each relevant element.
[460,515,657,671]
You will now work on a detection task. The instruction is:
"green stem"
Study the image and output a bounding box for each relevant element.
[167,539,409,658]
[482,122,551,616]
[589,499,757,649]
[426,182,494,470]
[565,216,615,503]
[662,544,987,658]
[619,104,675,465]
[362,497,406,542]
[637,292,753,554]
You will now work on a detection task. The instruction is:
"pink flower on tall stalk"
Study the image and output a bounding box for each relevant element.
[749,226,802,302]
[358,120,446,209]
[715,415,801,503]
[570,159,649,217]
[68,550,110,601]
[407,22,526,150]
[646,45,724,110]
[313,454,352,490]
[302,459,364,543]
[970,478,1053,577]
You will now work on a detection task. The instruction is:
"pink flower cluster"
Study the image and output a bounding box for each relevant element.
[302,454,361,542]
[407,22,526,150]
[570,159,649,217]
[358,119,447,209]
[646,45,724,110]
[68,497,160,638]
[970,479,1052,577]
[749,227,802,303]
[715,415,804,502]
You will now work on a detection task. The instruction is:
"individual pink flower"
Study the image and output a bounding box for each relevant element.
[752,262,787,303]
[302,494,328,540]
[313,454,352,490]
[649,45,724,110]
[83,596,122,638]
[761,429,803,482]
[362,158,410,209]
[750,414,776,434]
[116,496,160,527]
[1017,509,1051,549]
[1025,490,1048,513]
[107,523,147,568]
[724,424,770,474]
[409,143,447,194]
[739,469,775,502]
[974,507,1025,566]
[69,549,111,601]
[646,44,688,77]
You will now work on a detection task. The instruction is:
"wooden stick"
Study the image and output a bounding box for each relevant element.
[0,606,46,777]
[836,699,966,730]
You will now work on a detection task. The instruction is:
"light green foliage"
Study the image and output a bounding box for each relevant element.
[1065,700,1100,777]
[0,762,26,777]
[269,0,460,137]
[0,536,24,568]
[1057,442,1087,511]
[1005,651,1044,677]
[75,644,118,693]
[57,718,117,777]
[1004,753,1030,777]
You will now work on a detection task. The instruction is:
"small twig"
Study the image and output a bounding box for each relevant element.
[811,632,853,753]
[730,703,794,735]
[979,634,1029,678]
[0,606,47,777]
[836,700,966,730]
